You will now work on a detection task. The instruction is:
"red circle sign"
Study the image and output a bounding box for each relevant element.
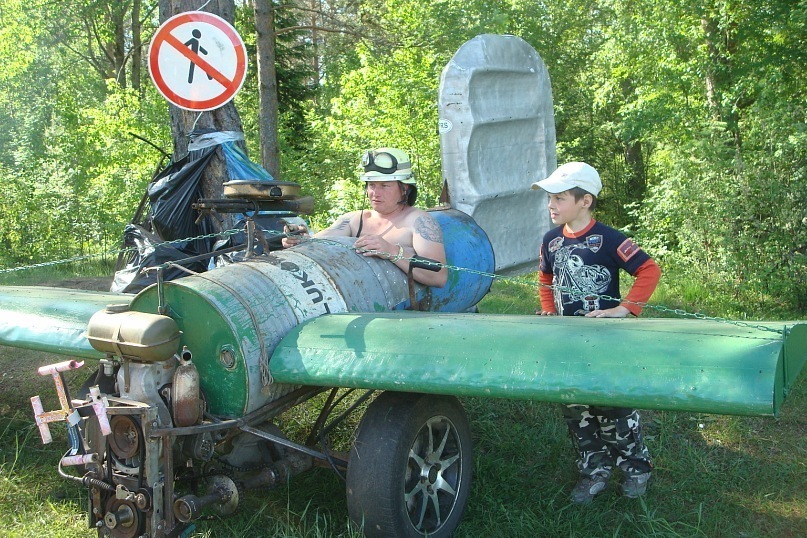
[148,11,247,111]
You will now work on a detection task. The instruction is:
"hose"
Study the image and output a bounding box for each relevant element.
[58,449,116,493]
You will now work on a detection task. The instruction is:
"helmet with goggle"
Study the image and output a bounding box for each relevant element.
[360,148,415,184]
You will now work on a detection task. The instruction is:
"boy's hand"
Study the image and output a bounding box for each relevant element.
[585,305,631,318]
[535,310,557,316]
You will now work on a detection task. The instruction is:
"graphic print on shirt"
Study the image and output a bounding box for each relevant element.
[551,238,612,316]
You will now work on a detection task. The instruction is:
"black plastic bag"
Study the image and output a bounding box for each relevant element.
[147,148,216,257]
[111,224,207,294]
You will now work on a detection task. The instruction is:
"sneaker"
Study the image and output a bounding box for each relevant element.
[571,475,609,504]
[621,472,651,498]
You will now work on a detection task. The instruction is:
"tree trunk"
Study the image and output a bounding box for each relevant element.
[111,2,127,88]
[620,78,646,203]
[159,0,246,232]
[701,15,722,124]
[310,0,321,100]
[624,140,646,199]
[254,0,280,179]
[700,9,742,154]
[132,0,142,92]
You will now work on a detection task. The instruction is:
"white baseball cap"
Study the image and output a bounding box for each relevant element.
[531,162,602,196]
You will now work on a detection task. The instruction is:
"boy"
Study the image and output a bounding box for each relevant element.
[531,162,661,504]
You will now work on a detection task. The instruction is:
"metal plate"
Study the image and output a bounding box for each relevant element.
[222,180,301,200]
[439,34,556,274]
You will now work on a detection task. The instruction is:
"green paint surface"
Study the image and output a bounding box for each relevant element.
[271,313,806,417]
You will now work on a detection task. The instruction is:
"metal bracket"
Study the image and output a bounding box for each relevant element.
[30,359,84,444]
[30,359,112,445]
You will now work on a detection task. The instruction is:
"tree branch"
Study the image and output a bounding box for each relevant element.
[276,24,365,38]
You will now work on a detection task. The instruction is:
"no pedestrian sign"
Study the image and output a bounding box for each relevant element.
[149,11,247,111]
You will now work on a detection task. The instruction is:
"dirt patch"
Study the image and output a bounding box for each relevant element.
[0,346,91,415]
[35,277,114,292]
[1,278,113,413]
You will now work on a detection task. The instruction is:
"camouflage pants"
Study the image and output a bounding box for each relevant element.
[561,404,652,478]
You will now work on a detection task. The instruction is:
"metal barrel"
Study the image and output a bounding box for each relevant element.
[129,209,494,417]
[430,208,495,311]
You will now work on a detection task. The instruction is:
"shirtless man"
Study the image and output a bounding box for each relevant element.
[282,148,447,287]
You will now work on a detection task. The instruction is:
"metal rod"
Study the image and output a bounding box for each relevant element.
[163,244,246,269]
[305,388,339,446]
[320,389,376,438]
[239,424,329,461]
[149,386,326,438]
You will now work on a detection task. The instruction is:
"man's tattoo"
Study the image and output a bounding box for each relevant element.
[332,218,350,231]
[414,216,444,244]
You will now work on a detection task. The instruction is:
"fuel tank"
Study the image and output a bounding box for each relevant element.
[129,208,494,417]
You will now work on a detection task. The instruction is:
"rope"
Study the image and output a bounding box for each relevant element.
[0,229,243,275]
[0,227,788,335]
[282,233,788,335]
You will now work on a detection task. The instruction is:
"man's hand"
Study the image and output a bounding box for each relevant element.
[584,305,631,318]
[281,224,309,248]
[353,234,396,259]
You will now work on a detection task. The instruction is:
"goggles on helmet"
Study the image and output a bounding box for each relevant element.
[361,150,410,175]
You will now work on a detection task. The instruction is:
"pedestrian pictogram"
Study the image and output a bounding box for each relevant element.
[149,11,247,111]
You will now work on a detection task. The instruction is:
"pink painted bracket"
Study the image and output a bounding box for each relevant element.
[30,359,85,444]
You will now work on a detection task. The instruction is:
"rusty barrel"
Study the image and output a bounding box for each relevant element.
[129,209,494,417]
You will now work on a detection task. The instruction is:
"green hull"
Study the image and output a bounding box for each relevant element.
[271,313,807,417]
[3,283,805,418]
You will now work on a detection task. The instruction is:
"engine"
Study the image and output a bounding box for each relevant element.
[29,208,495,537]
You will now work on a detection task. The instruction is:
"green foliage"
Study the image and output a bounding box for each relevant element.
[0,1,168,268]
[0,0,804,314]
[627,0,807,313]
[0,81,169,266]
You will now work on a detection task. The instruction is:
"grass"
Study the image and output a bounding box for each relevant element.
[1,271,805,537]
[0,259,116,287]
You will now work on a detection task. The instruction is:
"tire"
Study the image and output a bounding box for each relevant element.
[346,392,472,538]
